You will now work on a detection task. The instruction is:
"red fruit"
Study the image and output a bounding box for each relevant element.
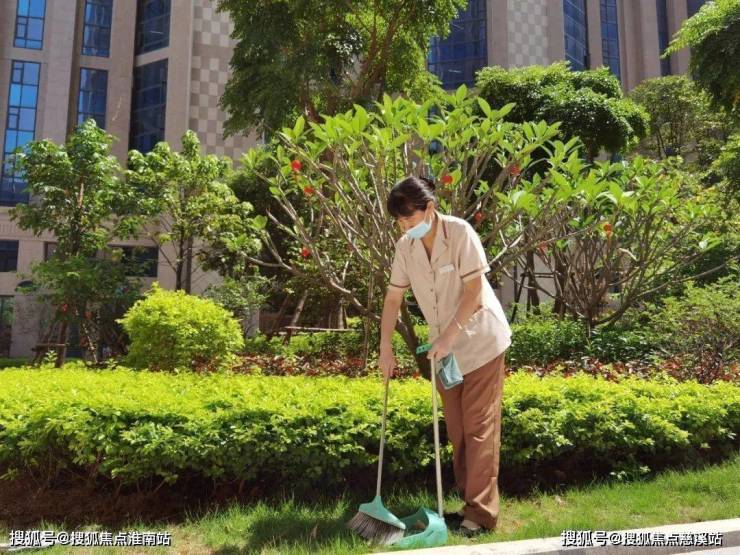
[441,174,453,186]
[303,185,315,196]
[510,163,521,176]
[60,303,68,314]
[300,247,311,258]
[291,159,302,172]
[603,222,612,234]
[474,211,483,222]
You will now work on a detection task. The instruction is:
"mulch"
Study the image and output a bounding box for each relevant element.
[0,469,272,530]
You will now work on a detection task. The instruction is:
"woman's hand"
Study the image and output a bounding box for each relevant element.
[378,345,397,381]
[428,331,454,362]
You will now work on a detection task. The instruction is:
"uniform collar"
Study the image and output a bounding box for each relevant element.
[410,209,449,267]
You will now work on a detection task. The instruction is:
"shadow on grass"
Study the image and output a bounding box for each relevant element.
[2,449,737,553]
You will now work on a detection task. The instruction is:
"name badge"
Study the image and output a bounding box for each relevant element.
[439,264,455,274]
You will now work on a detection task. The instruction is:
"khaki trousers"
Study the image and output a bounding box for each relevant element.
[435,351,506,530]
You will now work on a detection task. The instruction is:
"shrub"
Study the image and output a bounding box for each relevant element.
[585,326,660,363]
[507,311,587,366]
[0,364,737,493]
[243,321,429,368]
[643,276,740,383]
[118,283,244,371]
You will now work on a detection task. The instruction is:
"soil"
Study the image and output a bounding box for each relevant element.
[0,469,264,530]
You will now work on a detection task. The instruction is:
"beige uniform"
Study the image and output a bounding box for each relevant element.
[388,210,512,374]
[388,209,511,530]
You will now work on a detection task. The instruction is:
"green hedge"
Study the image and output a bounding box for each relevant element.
[0,364,738,494]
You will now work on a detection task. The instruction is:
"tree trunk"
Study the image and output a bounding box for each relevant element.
[289,289,308,327]
[283,289,308,345]
[553,256,568,319]
[510,264,527,323]
[336,301,345,330]
[397,301,430,379]
[55,320,68,368]
[266,294,291,339]
[526,248,541,315]
[184,236,194,294]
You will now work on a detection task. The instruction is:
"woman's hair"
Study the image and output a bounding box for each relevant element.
[387,175,437,218]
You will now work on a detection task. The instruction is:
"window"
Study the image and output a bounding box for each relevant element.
[687,0,706,17]
[564,0,589,71]
[1,60,40,206]
[0,241,19,272]
[44,241,57,261]
[14,0,45,49]
[77,68,108,129]
[0,296,13,357]
[116,245,158,277]
[129,59,167,153]
[81,0,113,57]
[600,0,620,81]
[427,0,487,90]
[656,0,671,76]
[135,0,170,54]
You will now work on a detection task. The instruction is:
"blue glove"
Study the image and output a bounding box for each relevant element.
[437,352,463,390]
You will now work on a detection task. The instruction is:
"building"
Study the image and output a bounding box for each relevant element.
[427,0,702,91]
[0,0,261,358]
[0,0,706,356]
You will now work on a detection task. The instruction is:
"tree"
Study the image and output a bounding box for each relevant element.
[712,132,740,196]
[125,130,264,293]
[475,62,649,314]
[240,87,611,375]
[9,119,150,366]
[664,0,740,118]
[629,75,729,162]
[204,273,271,338]
[215,0,462,136]
[476,62,649,160]
[19,255,143,364]
[530,157,727,330]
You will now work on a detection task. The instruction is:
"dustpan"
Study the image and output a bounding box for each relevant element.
[389,344,449,549]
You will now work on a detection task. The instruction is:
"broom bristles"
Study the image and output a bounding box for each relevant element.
[347,510,405,545]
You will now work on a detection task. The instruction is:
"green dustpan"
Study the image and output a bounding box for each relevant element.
[388,343,449,549]
[391,507,447,549]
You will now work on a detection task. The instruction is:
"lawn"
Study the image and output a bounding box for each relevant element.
[2,451,738,554]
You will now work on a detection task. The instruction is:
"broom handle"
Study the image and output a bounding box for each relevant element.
[431,356,444,517]
[376,373,390,497]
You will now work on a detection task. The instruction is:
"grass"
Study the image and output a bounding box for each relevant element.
[1,452,738,554]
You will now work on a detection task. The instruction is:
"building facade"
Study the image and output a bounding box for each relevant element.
[0,1,705,356]
[0,0,261,357]
[427,0,700,91]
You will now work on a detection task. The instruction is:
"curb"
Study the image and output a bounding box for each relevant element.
[374,518,740,555]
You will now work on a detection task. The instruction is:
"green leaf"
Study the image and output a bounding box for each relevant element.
[477,97,492,117]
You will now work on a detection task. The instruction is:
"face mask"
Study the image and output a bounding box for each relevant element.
[405,208,432,239]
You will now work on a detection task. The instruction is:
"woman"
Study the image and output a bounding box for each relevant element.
[378,175,512,537]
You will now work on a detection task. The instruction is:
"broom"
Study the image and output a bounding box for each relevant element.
[347,373,406,544]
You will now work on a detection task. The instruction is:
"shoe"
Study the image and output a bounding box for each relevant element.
[458,519,486,538]
[443,509,464,530]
